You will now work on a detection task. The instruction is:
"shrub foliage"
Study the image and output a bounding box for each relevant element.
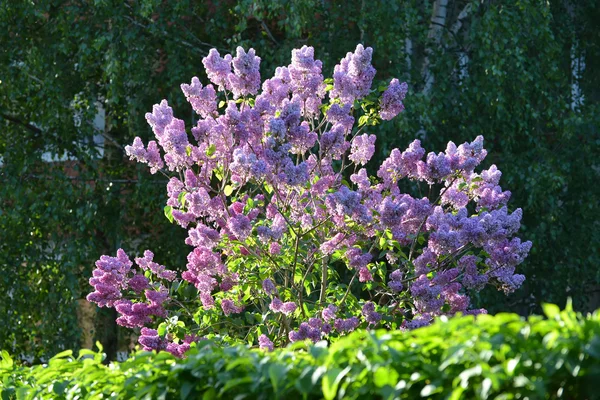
[2,303,599,399]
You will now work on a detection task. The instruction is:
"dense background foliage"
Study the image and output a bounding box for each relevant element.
[2,305,599,399]
[1,0,598,360]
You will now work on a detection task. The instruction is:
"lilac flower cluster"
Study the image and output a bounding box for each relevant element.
[138,328,201,358]
[92,44,530,355]
[332,44,376,104]
[87,249,200,358]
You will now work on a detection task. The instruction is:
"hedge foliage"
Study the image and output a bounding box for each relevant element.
[2,303,599,399]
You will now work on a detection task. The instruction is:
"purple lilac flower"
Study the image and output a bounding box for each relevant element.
[227,214,252,240]
[181,77,218,118]
[322,304,338,322]
[145,100,174,137]
[220,273,238,292]
[362,302,382,325]
[166,341,191,358]
[320,233,345,255]
[269,242,281,255]
[411,275,443,314]
[359,267,373,282]
[186,225,221,249]
[441,187,469,209]
[221,299,243,316]
[87,249,132,307]
[288,46,325,115]
[269,298,297,315]
[413,248,437,275]
[262,278,277,296]
[380,79,408,120]
[326,103,354,132]
[388,269,404,292]
[135,250,177,281]
[287,122,317,154]
[423,152,452,182]
[280,301,298,315]
[138,327,164,351]
[349,134,376,165]
[128,274,149,293]
[125,137,164,174]
[183,247,224,294]
[115,300,151,328]
[202,49,232,90]
[346,247,372,269]
[332,44,376,104]
[334,317,360,333]
[402,314,433,330]
[459,255,488,291]
[229,47,261,98]
[269,297,283,312]
[289,322,322,343]
[258,334,274,351]
[159,118,191,171]
[326,186,371,224]
[261,66,291,108]
[445,136,487,173]
[378,140,425,186]
[320,124,350,160]
[428,224,461,255]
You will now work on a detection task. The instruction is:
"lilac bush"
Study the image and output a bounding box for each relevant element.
[87,44,531,357]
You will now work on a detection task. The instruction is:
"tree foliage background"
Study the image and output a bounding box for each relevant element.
[1,0,598,361]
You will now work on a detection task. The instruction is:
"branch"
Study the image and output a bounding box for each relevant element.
[451,3,473,35]
[258,19,279,45]
[422,0,449,96]
[0,113,42,134]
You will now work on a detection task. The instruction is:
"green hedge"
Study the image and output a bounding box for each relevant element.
[2,303,599,399]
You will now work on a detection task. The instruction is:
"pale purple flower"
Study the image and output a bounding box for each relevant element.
[138,327,164,351]
[322,304,338,322]
[145,100,173,137]
[349,134,376,165]
[334,317,360,333]
[221,299,243,316]
[229,47,261,98]
[258,334,274,351]
[269,242,281,255]
[332,44,376,104]
[362,301,382,325]
[388,269,403,293]
[125,137,164,174]
[227,214,252,240]
[262,278,277,296]
[202,49,232,90]
[181,77,218,118]
[380,79,408,120]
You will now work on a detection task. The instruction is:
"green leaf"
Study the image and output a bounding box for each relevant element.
[0,351,13,368]
[164,206,174,223]
[358,115,369,127]
[53,350,73,359]
[542,303,560,319]
[206,143,216,157]
[181,382,194,400]
[269,364,286,393]
[322,366,351,400]
[178,191,187,207]
[157,322,167,337]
